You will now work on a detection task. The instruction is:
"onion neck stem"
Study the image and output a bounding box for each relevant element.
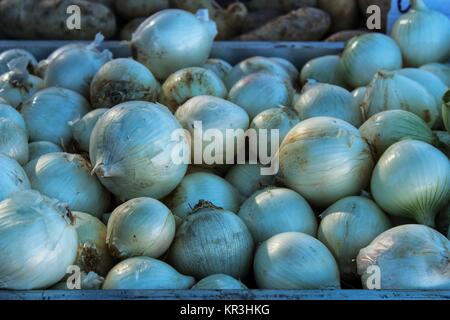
[410,0,428,11]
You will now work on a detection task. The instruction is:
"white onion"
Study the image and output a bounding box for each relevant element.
[225,163,276,199]
[106,197,175,260]
[160,67,227,111]
[238,187,317,243]
[300,55,347,87]
[90,101,189,201]
[357,224,450,289]
[443,90,450,134]
[131,9,217,80]
[73,211,114,276]
[0,102,26,130]
[318,196,391,278]
[28,141,63,162]
[279,117,373,207]
[165,172,241,218]
[168,206,254,279]
[0,153,30,202]
[103,256,195,289]
[340,33,402,87]
[420,63,450,87]
[0,190,77,289]
[254,232,340,289]
[228,73,291,119]
[269,57,299,83]
[71,108,108,152]
[0,118,28,165]
[192,274,247,289]
[25,152,111,218]
[294,82,362,127]
[90,58,160,108]
[364,71,439,128]
[371,140,450,227]
[359,110,437,159]
[36,43,85,78]
[21,87,91,147]
[202,58,232,81]
[391,0,450,67]
[175,96,249,166]
[0,49,37,75]
[45,34,112,97]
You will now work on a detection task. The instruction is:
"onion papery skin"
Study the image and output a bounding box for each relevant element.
[238,187,317,243]
[254,232,341,289]
[0,190,77,289]
[364,71,439,128]
[165,172,241,219]
[202,59,232,82]
[71,108,108,152]
[0,153,30,202]
[225,163,276,199]
[21,87,91,147]
[0,49,37,75]
[371,140,450,227]
[340,33,402,88]
[168,207,254,279]
[160,67,227,111]
[28,141,63,162]
[0,103,26,130]
[73,211,114,276]
[90,101,189,201]
[25,152,111,218]
[106,197,175,260]
[300,55,347,88]
[318,196,391,278]
[391,0,450,67]
[294,82,362,127]
[359,110,437,159]
[420,63,450,87]
[90,58,160,109]
[0,70,44,108]
[0,118,28,165]
[131,9,217,81]
[192,274,247,289]
[357,224,450,289]
[103,256,195,289]
[279,117,373,207]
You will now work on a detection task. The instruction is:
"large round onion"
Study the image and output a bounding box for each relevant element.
[0,190,77,289]
[357,224,450,289]
[0,153,30,202]
[371,140,450,227]
[279,117,373,207]
[90,101,189,201]
[254,232,340,289]
[0,118,28,165]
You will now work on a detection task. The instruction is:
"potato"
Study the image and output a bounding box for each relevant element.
[325,30,367,42]
[115,0,169,19]
[120,18,146,41]
[245,0,317,12]
[171,0,247,40]
[318,0,360,33]
[0,0,116,40]
[243,10,282,33]
[358,0,391,32]
[237,7,331,41]
[88,0,113,7]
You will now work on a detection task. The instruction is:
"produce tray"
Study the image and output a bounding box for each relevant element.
[0,40,344,67]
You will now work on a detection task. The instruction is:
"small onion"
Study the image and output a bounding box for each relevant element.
[0,153,30,202]
[371,140,450,227]
[0,49,37,75]
[202,58,232,81]
[279,117,373,207]
[168,206,254,279]
[0,102,26,130]
[254,232,340,289]
[443,90,450,134]
[359,110,437,159]
[106,197,175,260]
[420,63,450,87]
[300,55,347,87]
[21,87,91,147]
[364,71,438,128]
[160,67,227,111]
[90,58,160,108]
[90,101,189,201]
[0,118,28,165]
[192,274,247,289]
[71,108,108,152]
[165,172,241,218]
[25,152,111,218]
[0,190,77,289]
[73,211,114,276]
[318,196,391,278]
[357,224,450,289]
[225,163,276,198]
[391,0,450,67]
[28,141,63,162]
[103,256,195,289]
[131,9,217,80]
[238,187,317,243]
[294,82,362,127]
[228,73,291,119]
[269,57,299,83]
[340,33,402,87]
